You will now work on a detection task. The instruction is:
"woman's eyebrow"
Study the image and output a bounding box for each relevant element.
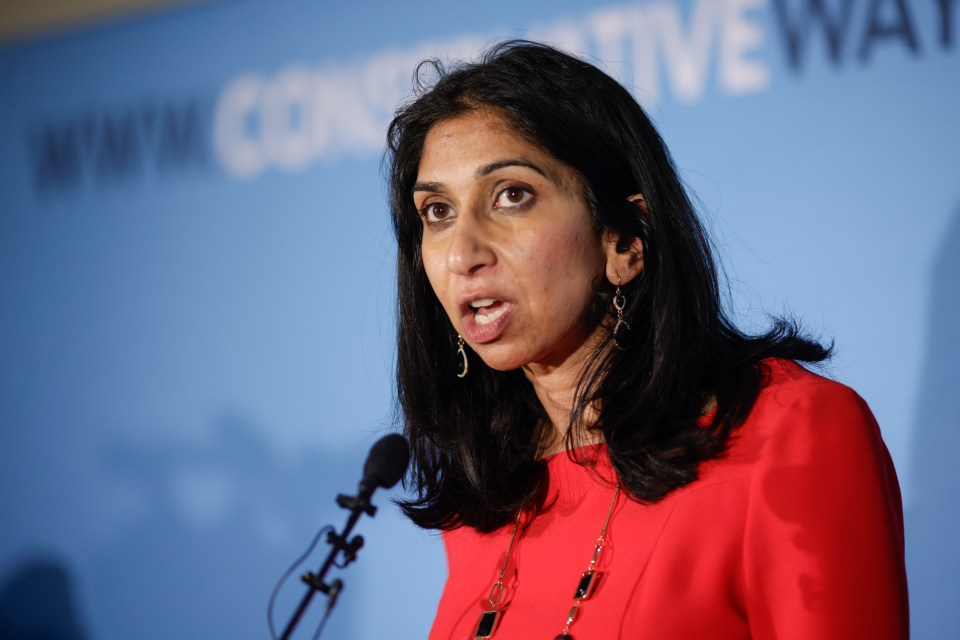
[413,180,444,194]
[412,159,556,195]
[477,158,548,178]
[481,158,570,191]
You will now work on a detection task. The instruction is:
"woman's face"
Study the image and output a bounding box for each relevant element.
[413,109,612,373]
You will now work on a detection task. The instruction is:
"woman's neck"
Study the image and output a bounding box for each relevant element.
[522,325,607,457]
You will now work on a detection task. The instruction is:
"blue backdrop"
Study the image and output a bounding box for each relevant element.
[1,0,957,637]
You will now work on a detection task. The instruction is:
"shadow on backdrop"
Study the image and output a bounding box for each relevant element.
[92,416,368,640]
[0,416,379,640]
[0,558,88,640]
[907,204,960,639]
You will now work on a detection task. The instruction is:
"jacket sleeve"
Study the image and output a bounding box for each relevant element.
[742,380,909,639]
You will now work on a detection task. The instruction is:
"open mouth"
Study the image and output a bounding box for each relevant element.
[470,298,508,326]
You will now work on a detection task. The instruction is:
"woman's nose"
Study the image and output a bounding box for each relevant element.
[446,211,496,276]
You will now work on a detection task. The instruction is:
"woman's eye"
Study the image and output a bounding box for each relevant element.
[420,202,453,224]
[494,186,533,209]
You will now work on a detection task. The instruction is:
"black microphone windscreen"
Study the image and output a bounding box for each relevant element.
[362,434,410,490]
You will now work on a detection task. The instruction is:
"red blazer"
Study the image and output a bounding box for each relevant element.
[429,360,908,639]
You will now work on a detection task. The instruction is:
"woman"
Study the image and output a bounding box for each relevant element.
[386,41,908,639]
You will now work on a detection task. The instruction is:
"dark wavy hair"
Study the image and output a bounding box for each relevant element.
[386,41,829,532]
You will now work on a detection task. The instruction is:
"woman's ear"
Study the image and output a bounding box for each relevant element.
[603,193,647,285]
[626,193,648,211]
[603,234,644,285]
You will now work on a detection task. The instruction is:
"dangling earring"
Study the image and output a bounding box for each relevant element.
[456,335,469,378]
[612,281,630,350]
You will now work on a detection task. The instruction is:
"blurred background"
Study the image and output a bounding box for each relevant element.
[1,0,957,637]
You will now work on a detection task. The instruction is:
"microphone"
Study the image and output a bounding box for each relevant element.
[277,433,410,640]
[342,434,410,517]
[358,433,410,500]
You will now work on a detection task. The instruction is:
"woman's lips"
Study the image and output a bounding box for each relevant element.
[461,299,512,344]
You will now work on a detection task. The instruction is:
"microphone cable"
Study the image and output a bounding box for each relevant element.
[267,525,335,640]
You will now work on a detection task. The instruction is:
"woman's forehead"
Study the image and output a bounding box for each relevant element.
[416,110,579,194]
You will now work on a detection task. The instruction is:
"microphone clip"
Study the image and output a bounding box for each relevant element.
[326,529,364,567]
[335,492,377,517]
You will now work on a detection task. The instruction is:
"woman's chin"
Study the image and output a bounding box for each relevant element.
[472,345,531,373]
[475,355,525,373]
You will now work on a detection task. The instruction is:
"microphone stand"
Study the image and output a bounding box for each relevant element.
[278,487,377,640]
